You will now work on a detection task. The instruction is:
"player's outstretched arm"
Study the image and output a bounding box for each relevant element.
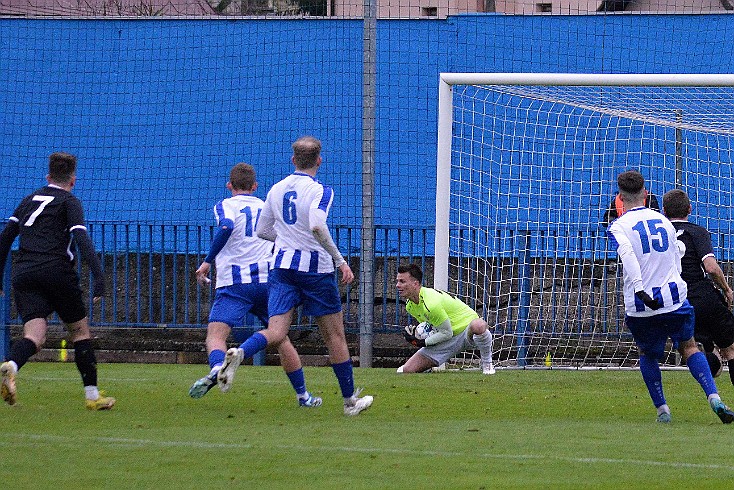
[66,197,104,300]
[71,227,105,299]
[255,203,276,242]
[337,262,354,284]
[0,220,20,292]
[311,223,353,284]
[608,223,644,292]
[196,223,233,286]
[195,261,211,285]
[703,256,734,307]
[310,224,345,266]
[424,318,452,346]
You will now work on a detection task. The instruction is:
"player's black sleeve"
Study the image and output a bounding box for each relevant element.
[65,195,86,228]
[689,225,715,259]
[71,227,105,297]
[601,196,617,228]
[646,193,660,212]
[0,220,20,287]
[65,196,104,296]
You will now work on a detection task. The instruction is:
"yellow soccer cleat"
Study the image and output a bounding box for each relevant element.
[1,362,17,406]
[85,392,116,410]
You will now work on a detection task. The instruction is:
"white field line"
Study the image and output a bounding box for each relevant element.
[20,376,286,385]
[4,433,734,472]
[22,376,156,382]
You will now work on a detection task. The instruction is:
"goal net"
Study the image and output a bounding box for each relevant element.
[435,73,734,370]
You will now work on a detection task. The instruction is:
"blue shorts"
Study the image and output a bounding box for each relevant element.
[267,268,342,317]
[208,283,269,328]
[626,301,695,360]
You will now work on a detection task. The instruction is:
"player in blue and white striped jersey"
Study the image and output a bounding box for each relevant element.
[189,163,321,408]
[607,170,733,424]
[217,137,373,416]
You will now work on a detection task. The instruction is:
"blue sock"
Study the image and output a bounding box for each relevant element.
[687,351,718,398]
[209,349,226,370]
[286,368,308,397]
[239,332,268,359]
[331,359,354,399]
[639,354,666,408]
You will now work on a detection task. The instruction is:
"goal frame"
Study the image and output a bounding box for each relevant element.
[435,72,734,368]
[435,72,734,290]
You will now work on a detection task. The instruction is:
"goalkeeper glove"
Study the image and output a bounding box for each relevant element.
[403,331,426,348]
[635,290,662,310]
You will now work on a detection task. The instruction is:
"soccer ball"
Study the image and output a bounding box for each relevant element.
[405,322,434,340]
[414,322,434,339]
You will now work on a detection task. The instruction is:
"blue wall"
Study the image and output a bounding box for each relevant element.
[2,15,733,247]
[1,19,365,227]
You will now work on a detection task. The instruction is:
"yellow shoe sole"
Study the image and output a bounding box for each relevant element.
[1,363,16,406]
[86,396,116,410]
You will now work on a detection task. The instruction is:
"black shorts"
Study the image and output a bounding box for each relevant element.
[12,267,87,324]
[687,281,734,350]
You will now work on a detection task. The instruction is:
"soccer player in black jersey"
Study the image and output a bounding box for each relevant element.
[0,152,115,409]
[663,189,734,387]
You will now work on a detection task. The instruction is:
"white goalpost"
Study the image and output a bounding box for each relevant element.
[436,73,734,370]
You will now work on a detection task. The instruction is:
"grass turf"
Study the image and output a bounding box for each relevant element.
[2,362,734,489]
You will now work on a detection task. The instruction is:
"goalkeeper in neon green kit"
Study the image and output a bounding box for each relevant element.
[396,264,495,374]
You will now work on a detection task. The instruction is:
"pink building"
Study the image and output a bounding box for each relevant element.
[332,0,730,17]
[1,0,729,18]
[0,0,216,16]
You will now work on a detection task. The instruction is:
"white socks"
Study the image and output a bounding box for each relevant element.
[85,385,100,401]
[474,330,494,363]
[708,394,721,403]
[5,361,18,374]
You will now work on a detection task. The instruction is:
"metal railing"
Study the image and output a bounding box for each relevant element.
[3,222,732,340]
[1,223,431,333]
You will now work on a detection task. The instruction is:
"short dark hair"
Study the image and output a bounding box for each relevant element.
[397,263,423,283]
[292,136,321,170]
[662,189,691,219]
[229,163,256,191]
[617,170,646,203]
[48,152,77,183]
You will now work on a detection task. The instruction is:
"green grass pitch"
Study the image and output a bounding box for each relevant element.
[2,363,734,489]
